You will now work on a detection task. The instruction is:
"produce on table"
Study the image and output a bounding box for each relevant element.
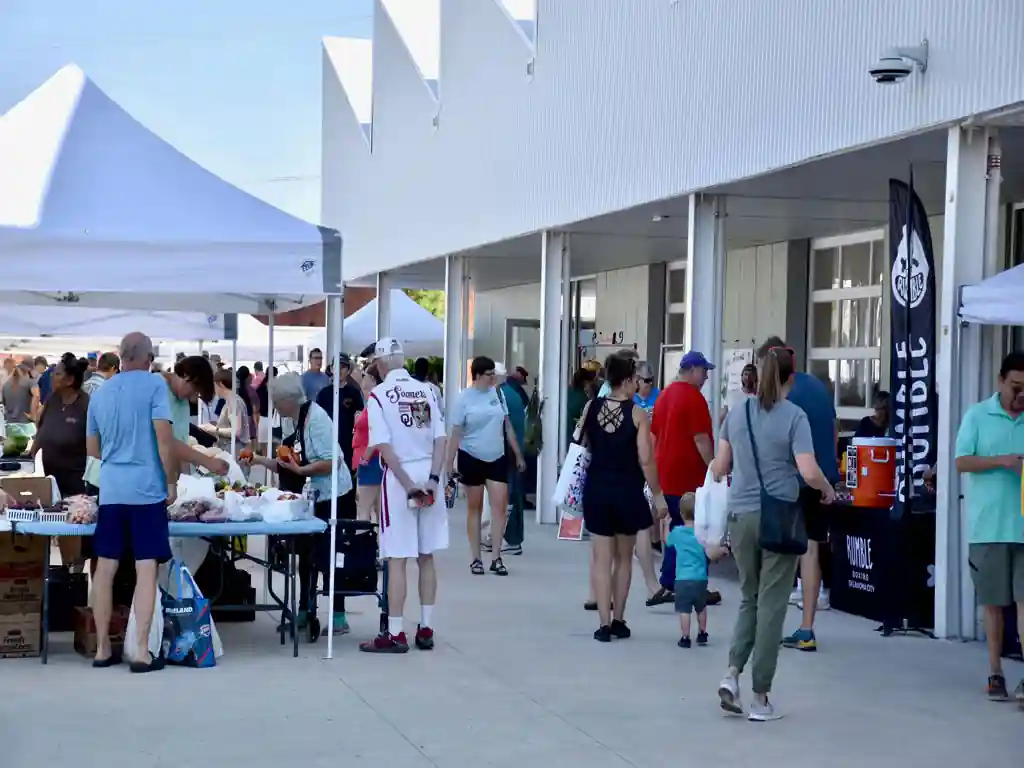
[64,495,98,524]
[2,434,30,457]
[168,500,218,522]
[238,448,253,460]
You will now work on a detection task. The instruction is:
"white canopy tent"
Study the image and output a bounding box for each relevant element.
[959,263,1024,325]
[0,306,230,342]
[304,289,444,357]
[0,65,349,659]
[0,65,340,312]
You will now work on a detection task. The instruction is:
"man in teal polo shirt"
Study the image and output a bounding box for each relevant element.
[954,352,1024,704]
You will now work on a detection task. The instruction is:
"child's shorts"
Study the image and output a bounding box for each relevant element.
[674,579,709,614]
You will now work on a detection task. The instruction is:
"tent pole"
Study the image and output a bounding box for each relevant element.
[230,341,237,460]
[325,294,343,660]
[267,311,275,486]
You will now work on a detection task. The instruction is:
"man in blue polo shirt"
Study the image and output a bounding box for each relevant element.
[87,332,177,673]
[955,352,1024,703]
[756,337,839,652]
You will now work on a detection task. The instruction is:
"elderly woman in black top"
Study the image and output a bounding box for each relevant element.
[31,352,91,570]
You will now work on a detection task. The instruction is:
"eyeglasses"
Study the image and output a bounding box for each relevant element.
[484,371,496,377]
[640,377,654,384]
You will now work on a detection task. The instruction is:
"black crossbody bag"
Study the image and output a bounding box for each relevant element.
[744,399,808,556]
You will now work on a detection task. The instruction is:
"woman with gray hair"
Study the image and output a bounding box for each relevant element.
[244,372,356,635]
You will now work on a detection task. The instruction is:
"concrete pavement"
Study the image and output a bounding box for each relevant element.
[2,508,1022,767]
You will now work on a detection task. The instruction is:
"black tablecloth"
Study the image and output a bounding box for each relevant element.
[828,500,936,630]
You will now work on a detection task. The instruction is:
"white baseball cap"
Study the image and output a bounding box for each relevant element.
[493,361,507,377]
[374,337,404,358]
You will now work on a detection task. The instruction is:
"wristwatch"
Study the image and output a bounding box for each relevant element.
[428,473,440,483]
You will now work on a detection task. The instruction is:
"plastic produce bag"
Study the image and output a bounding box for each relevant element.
[694,470,729,546]
[161,560,216,668]
[551,443,591,515]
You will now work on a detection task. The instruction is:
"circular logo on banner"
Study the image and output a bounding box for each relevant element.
[891,224,929,309]
[206,315,218,326]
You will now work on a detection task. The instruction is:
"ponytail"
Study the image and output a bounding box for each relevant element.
[758,347,794,411]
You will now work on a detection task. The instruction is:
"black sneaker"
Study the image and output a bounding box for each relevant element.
[677,636,692,649]
[706,589,722,606]
[594,625,612,643]
[696,631,709,646]
[987,674,1010,700]
[610,619,631,639]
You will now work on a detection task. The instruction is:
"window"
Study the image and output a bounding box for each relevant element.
[664,260,687,345]
[807,230,885,423]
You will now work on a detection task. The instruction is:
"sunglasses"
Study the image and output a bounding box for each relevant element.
[640,377,654,384]
[769,346,796,357]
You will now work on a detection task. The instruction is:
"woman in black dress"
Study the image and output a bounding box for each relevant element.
[577,354,669,641]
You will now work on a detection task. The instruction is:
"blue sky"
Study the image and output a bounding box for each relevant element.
[0,0,372,222]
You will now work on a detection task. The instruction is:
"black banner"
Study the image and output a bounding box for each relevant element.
[888,178,938,509]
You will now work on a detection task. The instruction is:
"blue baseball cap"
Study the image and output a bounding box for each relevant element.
[679,350,715,370]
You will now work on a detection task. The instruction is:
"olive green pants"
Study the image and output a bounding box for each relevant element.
[727,512,800,695]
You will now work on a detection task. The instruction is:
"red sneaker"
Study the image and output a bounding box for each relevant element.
[415,625,435,650]
[359,632,410,654]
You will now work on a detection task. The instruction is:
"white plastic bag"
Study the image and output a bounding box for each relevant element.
[176,474,218,505]
[551,443,591,515]
[125,589,164,660]
[694,470,729,546]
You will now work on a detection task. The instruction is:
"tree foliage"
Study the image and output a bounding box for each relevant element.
[404,289,445,319]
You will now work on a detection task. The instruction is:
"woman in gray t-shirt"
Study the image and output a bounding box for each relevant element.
[708,347,834,721]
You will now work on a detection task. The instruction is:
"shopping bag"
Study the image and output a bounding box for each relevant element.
[125,588,165,660]
[481,487,492,537]
[694,470,729,546]
[551,443,591,515]
[161,560,216,668]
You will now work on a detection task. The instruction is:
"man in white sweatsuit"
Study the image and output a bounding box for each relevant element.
[360,338,448,654]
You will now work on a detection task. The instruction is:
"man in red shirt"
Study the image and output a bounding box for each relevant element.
[648,351,718,606]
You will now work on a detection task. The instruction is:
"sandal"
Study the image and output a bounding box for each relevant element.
[490,558,509,576]
[129,652,166,674]
[470,559,485,575]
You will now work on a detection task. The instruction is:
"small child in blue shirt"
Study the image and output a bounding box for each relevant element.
[666,492,727,648]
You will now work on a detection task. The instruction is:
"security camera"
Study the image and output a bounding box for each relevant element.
[870,56,914,84]
[870,40,928,84]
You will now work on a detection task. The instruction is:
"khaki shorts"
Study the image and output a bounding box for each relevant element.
[968,543,1024,607]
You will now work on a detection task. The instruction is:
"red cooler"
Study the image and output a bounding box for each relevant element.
[845,437,899,509]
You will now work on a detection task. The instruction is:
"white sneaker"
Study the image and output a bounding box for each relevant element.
[717,674,743,715]
[788,588,802,607]
[817,589,831,611]
[748,698,783,721]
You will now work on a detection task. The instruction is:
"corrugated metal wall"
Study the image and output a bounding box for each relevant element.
[324,0,1024,281]
[723,243,791,350]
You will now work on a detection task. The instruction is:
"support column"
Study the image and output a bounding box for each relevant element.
[375,272,392,339]
[538,231,570,525]
[443,255,470,404]
[935,126,1000,641]
[685,194,727,434]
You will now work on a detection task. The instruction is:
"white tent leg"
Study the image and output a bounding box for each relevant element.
[267,312,275,485]
[230,341,237,460]
[325,294,344,660]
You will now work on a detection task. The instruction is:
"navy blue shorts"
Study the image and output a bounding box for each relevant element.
[94,502,172,563]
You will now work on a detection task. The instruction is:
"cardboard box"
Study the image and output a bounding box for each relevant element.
[0,532,46,567]
[0,578,43,611]
[73,606,129,659]
[0,476,59,508]
[0,612,41,658]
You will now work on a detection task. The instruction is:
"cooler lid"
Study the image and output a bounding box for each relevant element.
[851,437,900,447]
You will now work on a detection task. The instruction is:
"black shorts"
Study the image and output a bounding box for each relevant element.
[800,486,829,543]
[457,450,508,487]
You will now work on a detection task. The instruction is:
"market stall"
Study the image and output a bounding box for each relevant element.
[0,63,361,662]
